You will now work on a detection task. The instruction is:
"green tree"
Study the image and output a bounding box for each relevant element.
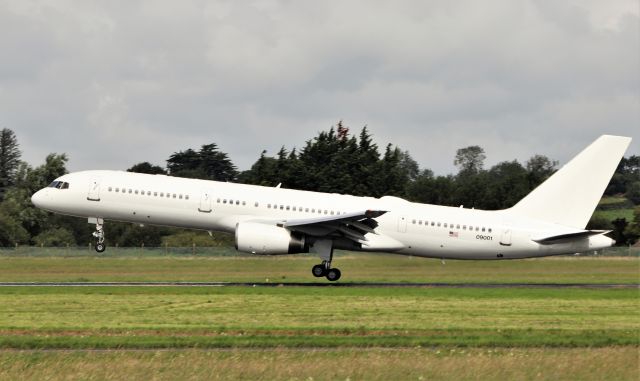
[625,181,640,205]
[605,155,640,196]
[525,155,557,190]
[33,227,76,246]
[0,210,29,246]
[167,144,237,181]
[127,162,166,174]
[484,161,529,209]
[454,146,486,174]
[0,128,22,201]
[0,153,69,244]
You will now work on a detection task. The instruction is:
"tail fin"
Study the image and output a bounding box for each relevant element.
[508,135,631,228]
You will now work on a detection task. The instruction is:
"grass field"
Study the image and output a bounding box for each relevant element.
[0,250,638,283]
[0,250,638,380]
[1,348,637,381]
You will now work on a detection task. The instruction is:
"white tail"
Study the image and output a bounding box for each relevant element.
[508,135,632,228]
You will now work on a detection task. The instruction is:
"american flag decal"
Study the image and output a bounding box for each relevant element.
[449,231,458,238]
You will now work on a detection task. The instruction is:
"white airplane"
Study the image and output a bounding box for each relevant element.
[31,135,631,281]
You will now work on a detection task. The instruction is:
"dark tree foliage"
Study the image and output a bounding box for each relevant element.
[239,122,414,198]
[0,128,21,201]
[605,155,640,197]
[167,143,238,181]
[127,162,166,175]
[526,155,558,190]
[454,146,486,174]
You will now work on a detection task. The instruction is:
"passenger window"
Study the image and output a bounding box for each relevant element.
[179,195,183,199]
[482,227,486,232]
[172,194,176,198]
[255,202,259,207]
[185,195,189,200]
[437,222,441,227]
[444,223,448,228]
[134,190,138,195]
[115,188,120,192]
[280,205,284,210]
[61,182,69,189]
[488,228,492,233]
[154,192,158,196]
[223,199,227,204]
[128,189,131,193]
[109,187,113,192]
[456,224,460,229]
[286,206,290,210]
[161,193,165,197]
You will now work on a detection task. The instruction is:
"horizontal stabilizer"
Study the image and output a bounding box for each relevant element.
[532,230,610,244]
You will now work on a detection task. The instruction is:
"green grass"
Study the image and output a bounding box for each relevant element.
[0,252,638,380]
[0,252,638,283]
[597,196,634,207]
[593,208,635,222]
[0,286,637,349]
[2,347,638,381]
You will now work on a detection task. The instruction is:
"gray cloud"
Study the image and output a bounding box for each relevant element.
[1,0,638,175]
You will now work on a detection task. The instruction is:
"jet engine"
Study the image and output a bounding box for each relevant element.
[234,222,309,254]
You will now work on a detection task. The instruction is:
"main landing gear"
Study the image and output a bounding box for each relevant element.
[310,239,341,281]
[91,218,106,253]
[312,262,341,281]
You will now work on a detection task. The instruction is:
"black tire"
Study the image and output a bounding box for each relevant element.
[95,243,106,253]
[326,268,341,282]
[312,264,326,277]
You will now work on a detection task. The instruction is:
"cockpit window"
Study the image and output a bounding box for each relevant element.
[49,181,70,189]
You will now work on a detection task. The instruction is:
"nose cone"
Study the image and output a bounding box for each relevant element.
[31,189,47,209]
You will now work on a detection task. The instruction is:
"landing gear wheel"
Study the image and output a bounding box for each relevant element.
[326,268,341,282]
[95,242,106,253]
[312,264,326,277]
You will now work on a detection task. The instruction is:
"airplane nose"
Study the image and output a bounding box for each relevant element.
[31,189,46,208]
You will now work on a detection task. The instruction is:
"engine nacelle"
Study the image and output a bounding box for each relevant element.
[235,222,309,255]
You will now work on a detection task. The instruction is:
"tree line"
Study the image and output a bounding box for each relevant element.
[1,123,638,247]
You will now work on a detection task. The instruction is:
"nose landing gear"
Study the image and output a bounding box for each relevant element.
[90,218,106,253]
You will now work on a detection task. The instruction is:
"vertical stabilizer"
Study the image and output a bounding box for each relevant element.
[508,135,631,228]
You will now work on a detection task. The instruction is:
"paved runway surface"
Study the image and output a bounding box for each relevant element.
[0,282,637,288]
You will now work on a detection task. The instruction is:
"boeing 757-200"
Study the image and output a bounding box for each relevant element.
[31,135,631,281]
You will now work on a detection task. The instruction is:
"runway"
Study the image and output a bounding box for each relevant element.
[0,282,637,288]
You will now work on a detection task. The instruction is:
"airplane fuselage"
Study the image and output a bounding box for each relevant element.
[31,170,614,260]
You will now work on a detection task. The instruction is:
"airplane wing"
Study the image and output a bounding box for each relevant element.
[283,209,387,242]
[251,210,388,243]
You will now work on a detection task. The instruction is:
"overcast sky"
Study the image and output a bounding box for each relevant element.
[1,0,638,175]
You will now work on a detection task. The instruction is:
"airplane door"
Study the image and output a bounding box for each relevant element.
[198,190,212,213]
[87,180,100,201]
[398,216,407,233]
[500,229,512,246]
